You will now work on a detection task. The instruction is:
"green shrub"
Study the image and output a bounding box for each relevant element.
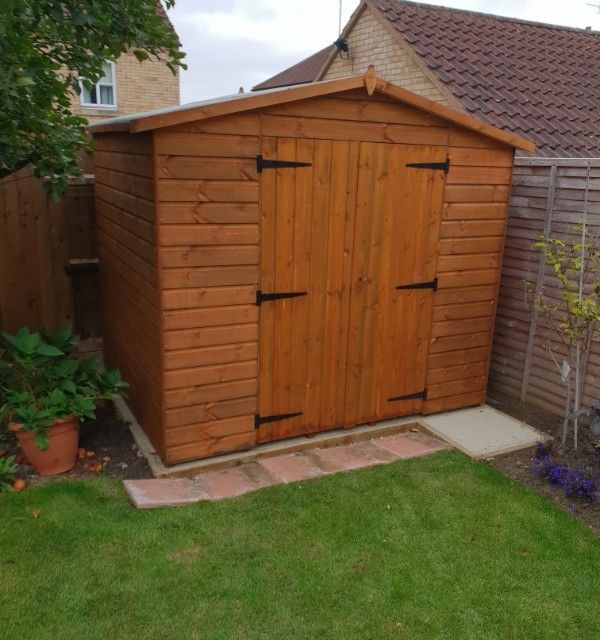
[0,327,127,450]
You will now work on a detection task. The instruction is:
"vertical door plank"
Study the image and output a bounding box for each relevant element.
[287,138,314,430]
[271,137,296,416]
[334,141,360,423]
[257,136,278,420]
[358,144,390,420]
[304,139,333,430]
[320,140,351,425]
[344,142,377,426]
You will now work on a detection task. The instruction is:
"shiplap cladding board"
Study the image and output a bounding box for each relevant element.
[488,158,600,416]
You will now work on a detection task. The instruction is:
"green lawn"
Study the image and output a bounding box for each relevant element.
[2,450,600,640]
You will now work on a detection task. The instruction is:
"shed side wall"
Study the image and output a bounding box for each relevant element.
[93,133,165,456]
[423,133,515,413]
[155,122,260,464]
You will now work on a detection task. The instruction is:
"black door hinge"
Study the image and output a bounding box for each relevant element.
[255,412,303,428]
[406,158,450,174]
[256,155,312,173]
[256,290,307,306]
[396,278,438,292]
[388,389,428,402]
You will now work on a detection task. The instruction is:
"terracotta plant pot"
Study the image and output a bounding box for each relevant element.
[9,416,80,476]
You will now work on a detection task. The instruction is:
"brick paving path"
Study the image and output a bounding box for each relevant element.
[124,431,449,509]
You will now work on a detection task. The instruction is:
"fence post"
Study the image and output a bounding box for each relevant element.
[520,162,558,401]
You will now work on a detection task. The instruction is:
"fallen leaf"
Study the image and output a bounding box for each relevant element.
[31,509,41,519]
[12,479,26,492]
[102,456,111,462]
[86,451,96,458]
[77,448,87,459]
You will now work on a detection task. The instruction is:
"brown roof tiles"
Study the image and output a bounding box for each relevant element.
[253,0,600,157]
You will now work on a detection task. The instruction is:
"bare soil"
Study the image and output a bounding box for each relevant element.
[6,404,153,485]
[488,390,600,532]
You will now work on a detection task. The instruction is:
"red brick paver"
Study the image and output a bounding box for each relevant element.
[310,443,386,472]
[200,466,269,500]
[372,433,447,459]
[258,453,325,483]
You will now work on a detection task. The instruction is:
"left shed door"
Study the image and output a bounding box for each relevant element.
[257,136,358,442]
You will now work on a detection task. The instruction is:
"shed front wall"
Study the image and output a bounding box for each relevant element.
[148,89,515,464]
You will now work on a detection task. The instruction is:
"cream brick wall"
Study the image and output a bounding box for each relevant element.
[323,6,454,107]
[70,51,179,123]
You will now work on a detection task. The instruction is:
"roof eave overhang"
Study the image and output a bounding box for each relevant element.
[88,68,535,153]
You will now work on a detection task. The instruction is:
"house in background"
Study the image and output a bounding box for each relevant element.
[71,4,180,125]
[254,0,600,157]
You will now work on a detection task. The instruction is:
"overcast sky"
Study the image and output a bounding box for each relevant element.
[167,0,600,104]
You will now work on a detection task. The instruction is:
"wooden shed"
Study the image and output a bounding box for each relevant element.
[89,69,533,465]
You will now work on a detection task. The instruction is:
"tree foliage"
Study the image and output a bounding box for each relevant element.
[531,227,600,448]
[0,0,185,198]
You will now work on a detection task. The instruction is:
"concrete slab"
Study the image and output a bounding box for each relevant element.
[419,405,544,458]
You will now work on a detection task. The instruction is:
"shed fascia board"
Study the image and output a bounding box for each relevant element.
[88,70,534,152]
[88,75,366,135]
[374,78,535,152]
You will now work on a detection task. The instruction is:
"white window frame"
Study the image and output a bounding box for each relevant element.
[79,61,117,109]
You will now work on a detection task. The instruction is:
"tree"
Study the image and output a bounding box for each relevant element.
[0,0,186,198]
[531,227,600,449]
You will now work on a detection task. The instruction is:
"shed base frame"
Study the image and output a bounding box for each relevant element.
[115,396,451,479]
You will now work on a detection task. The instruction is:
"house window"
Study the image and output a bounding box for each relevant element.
[80,61,117,108]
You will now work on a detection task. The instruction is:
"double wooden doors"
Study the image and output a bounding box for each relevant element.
[257,136,446,443]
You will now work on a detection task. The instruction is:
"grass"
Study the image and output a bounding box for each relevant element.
[2,450,600,640]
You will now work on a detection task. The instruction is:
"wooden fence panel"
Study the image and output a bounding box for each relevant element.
[0,170,99,339]
[489,158,600,416]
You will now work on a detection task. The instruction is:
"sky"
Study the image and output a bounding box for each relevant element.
[167,0,600,104]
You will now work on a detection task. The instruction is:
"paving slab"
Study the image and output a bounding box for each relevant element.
[373,432,449,459]
[258,453,325,483]
[199,466,267,500]
[124,478,207,509]
[310,443,386,472]
[420,405,544,458]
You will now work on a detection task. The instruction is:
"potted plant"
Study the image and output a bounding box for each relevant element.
[0,327,127,476]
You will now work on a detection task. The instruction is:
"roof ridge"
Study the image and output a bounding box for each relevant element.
[377,0,600,36]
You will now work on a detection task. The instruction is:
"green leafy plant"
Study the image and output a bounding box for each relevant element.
[529,226,600,448]
[0,327,127,450]
[0,0,186,198]
[0,453,17,491]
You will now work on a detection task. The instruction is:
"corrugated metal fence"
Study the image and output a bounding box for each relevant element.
[489,157,600,415]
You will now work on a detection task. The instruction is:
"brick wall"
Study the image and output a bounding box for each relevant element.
[323,6,453,107]
[71,51,179,123]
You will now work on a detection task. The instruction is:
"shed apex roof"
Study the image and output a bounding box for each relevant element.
[88,69,534,152]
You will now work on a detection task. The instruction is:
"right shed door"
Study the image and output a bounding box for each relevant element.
[343,143,446,425]
[257,137,446,442]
